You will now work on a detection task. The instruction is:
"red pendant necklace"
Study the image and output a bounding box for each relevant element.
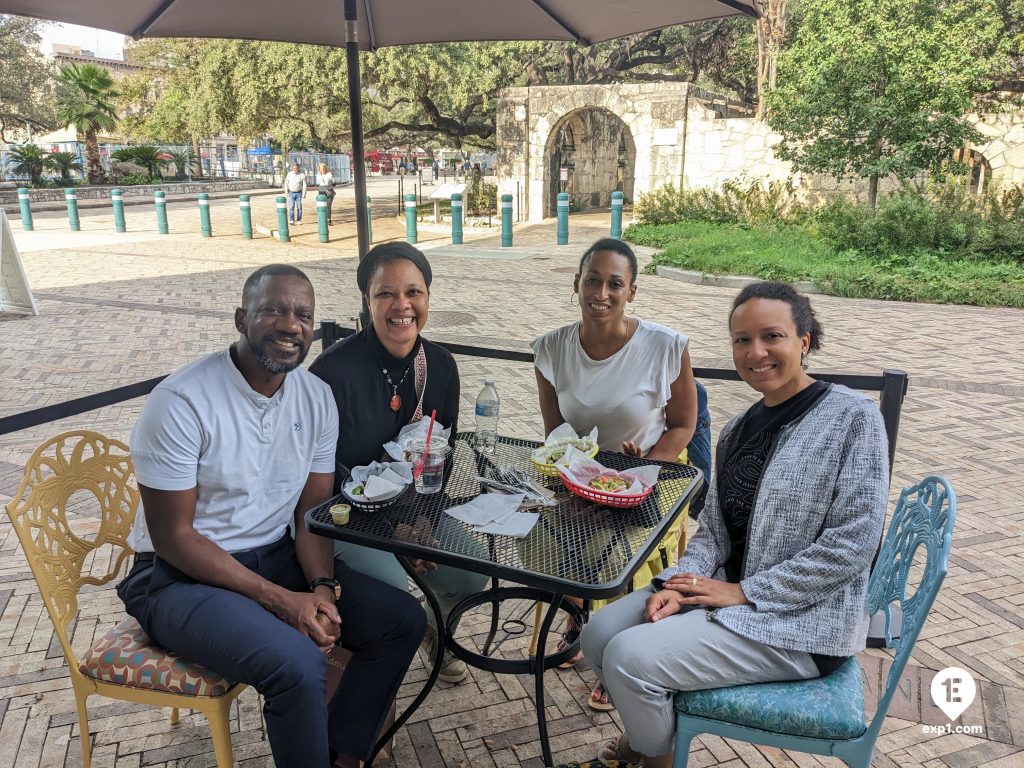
[380,361,414,412]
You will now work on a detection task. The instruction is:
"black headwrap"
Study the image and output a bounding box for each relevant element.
[356,242,433,294]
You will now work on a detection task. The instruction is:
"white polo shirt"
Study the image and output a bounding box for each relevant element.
[128,348,339,553]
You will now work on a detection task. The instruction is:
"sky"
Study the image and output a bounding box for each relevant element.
[37,22,127,60]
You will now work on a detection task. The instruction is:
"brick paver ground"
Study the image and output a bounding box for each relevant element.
[1,189,1021,767]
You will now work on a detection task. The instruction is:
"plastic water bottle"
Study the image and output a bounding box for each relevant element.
[474,379,500,453]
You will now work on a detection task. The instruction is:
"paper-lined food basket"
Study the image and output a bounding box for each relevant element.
[555,446,661,509]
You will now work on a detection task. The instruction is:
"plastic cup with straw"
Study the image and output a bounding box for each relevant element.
[412,409,444,493]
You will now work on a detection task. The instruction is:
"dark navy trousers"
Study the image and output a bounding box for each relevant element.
[118,534,425,767]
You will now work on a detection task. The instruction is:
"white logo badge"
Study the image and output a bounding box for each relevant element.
[930,667,976,722]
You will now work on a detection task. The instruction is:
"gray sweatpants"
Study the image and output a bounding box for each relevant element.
[581,587,819,757]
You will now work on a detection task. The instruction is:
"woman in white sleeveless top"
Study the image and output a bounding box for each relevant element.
[531,237,698,710]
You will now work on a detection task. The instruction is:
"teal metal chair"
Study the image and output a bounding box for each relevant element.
[672,476,956,768]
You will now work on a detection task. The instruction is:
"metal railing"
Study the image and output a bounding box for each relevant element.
[0,321,909,476]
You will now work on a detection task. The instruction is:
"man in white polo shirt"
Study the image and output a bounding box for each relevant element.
[117,264,425,768]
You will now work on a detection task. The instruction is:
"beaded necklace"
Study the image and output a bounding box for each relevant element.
[379,361,414,412]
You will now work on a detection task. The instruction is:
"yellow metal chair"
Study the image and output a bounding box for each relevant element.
[4,430,246,768]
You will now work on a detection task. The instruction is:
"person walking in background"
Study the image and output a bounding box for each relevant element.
[285,162,307,224]
[316,163,337,225]
[432,159,439,181]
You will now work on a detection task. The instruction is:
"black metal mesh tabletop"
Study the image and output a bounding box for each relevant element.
[306,432,703,599]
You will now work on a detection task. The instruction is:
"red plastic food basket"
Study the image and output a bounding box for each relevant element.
[559,472,654,509]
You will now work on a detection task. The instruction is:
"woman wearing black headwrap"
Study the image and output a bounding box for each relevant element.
[310,242,486,684]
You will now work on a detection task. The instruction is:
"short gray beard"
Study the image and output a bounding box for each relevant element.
[242,331,309,374]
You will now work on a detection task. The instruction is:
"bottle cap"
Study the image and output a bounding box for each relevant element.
[484,379,494,385]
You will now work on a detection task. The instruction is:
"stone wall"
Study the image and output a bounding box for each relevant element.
[498,83,702,222]
[969,112,1024,187]
[0,179,269,206]
[497,82,1024,220]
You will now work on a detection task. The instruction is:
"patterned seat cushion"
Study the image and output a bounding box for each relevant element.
[674,657,867,740]
[79,618,235,697]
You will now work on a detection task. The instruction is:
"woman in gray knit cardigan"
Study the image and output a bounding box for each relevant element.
[582,282,890,768]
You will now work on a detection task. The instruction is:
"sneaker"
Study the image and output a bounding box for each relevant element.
[418,631,468,684]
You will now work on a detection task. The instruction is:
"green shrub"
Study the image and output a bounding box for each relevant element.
[635,179,802,228]
[813,185,1024,262]
[116,173,156,186]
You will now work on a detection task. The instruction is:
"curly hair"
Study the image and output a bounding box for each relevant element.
[729,281,823,352]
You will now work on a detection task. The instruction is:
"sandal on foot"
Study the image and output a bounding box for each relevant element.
[556,624,583,669]
[587,682,615,711]
[598,733,642,763]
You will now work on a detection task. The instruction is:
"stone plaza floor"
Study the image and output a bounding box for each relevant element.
[0,191,1022,767]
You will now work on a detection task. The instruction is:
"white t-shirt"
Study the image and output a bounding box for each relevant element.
[128,349,339,553]
[531,319,688,455]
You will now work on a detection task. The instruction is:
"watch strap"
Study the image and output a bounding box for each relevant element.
[310,577,342,600]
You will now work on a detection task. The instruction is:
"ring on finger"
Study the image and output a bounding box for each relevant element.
[690,577,698,589]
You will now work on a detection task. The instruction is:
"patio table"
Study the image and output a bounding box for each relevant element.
[305,432,703,766]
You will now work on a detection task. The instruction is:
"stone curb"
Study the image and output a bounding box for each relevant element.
[655,265,820,294]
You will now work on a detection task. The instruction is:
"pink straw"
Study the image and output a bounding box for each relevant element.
[414,409,437,480]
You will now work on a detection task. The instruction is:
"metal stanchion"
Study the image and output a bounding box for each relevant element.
[501,193,513,247]
[405,193,417,244]
[557,192,569,245]
[155,190,169,234]
[239,194,252,239]
[610,190,623,239]
[451,193,463,245]
[111,188,126,233]
[276,195,290,242]
[17,188,33,231]
[366,196,373,245]
[65,188,80,232]
[317,194,329,243]
[198,193,212,237]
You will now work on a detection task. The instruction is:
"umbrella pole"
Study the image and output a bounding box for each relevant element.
[345,0,371,328]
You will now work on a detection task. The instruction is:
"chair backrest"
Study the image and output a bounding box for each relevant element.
[865,476,956,729]
[4,430,139,665]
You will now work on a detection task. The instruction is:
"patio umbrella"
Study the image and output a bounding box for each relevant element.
[3,0,758,285]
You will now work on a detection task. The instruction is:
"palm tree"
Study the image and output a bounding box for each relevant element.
[49,151,84,182]
[7,145,51,185]
[56,63,118,185]
[165,149,192,180]
[130,145,171,179]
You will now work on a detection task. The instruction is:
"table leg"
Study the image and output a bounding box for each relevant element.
[533,593,563,767]
[481,574,501,656]
[366,554,446,766]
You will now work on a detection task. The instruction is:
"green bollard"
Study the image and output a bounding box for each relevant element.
[557,192,569,245]
[198,192,212,237]
[112,188,126,233]
[17,188,33,231]
[276,195,290,242]
[65,188,80,232]
[317,193,329,243]
[500,193,513,247]
[451,193,463,245]
[239,194,252,239]
[404,193,417,244]
[155,191,168,234]
[610,190,624,239]
[366,196,373,245]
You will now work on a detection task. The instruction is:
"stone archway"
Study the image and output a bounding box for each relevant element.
[542,108,637,218]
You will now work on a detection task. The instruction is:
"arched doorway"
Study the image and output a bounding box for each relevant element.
[543,108,636,218]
